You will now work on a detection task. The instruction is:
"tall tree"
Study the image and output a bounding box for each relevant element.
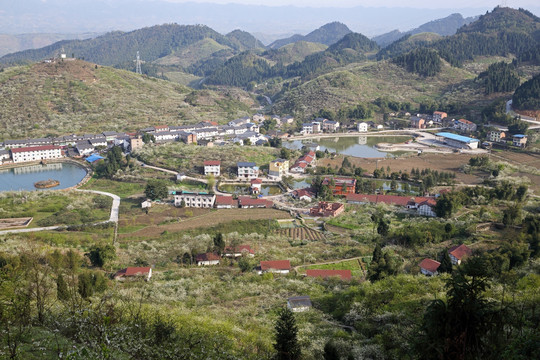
[274,307,301,360]
[438,250,453,274]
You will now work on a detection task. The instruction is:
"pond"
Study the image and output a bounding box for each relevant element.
[0,162,88,191]
[218,184,283,196]
[291,178,311,190]
[283,136,411,158]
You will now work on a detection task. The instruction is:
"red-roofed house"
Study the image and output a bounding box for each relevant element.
[454,119,477,132]
[153,125,169,132]
[195,252,221,266]
[292,188,315,202]
[418,199,437,217]
[309,202,345,217]
[259,260,291,274]
[448,244,472,265]
[203,160,221,176]
[114,267,152,281]
[322,177,356,195]
[419,259,440,276]
[11,145,63,163]
[223,245,255,258]
[238,197,273,208]
[306,269,352,280]
[250,178,263,194]
[215,195,235,209]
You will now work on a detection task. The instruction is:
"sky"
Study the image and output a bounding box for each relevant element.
[159,0,539,8]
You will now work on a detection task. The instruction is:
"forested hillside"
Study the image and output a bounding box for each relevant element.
[393,48,442,77]
[476,61,520,94]
[512,72,540,110]
[268,22,352,49]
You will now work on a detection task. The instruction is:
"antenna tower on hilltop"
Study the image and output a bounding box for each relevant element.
[135,51,142,75]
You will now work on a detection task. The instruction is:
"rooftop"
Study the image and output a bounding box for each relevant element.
[419,259,440,273]
[436,132,479,144]
[260,260,290,271]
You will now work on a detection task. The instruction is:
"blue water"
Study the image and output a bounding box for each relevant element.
[0,163,87,191]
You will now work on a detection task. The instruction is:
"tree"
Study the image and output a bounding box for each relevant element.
[502,204,522,226]
[438,250,453,274]
[377,218,390,236]
[86,244,116,268]
[207,175,215,192]
[213,233,225,255]
[56,274,69,301]
[323,341,340,360]
[274,307,301,360]
[145,180,168,200]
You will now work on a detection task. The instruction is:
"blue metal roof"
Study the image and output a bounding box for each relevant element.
[85,154,104,163]
[436,132,479,144]
[513,134,527,138]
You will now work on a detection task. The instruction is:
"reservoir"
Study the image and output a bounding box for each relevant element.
[0,162,87,191]
[283,136,411,158]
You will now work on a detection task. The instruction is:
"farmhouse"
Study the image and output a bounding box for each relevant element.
[306,269,352,280]
[203,160,221,176]
[417,199,437,217]
[237,162,259,180]
[488,131,506,143]
[129,137,144,151]
[174,191,216,208]
[512,134,527,147]
[114,267,152,281]
[436,132,479,149]
[223,245,255,258]
[419,259,440,276]
[11,145,63,163]
[238,197,273,208]
[410,116,426,129]
[195,253,221,266]
[322,119,340,132]
[432,111,448,123]
[309,202,345,217]
[215,195,235,209]
[250,178,262,194]
[258,260,291,274]
[287,296,312,312]
[75,141,95,156]
[291,188,315,202]
[448,244,472,265]
[453,119,477,132]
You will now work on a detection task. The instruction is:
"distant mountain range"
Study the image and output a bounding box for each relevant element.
[372,13,478,47]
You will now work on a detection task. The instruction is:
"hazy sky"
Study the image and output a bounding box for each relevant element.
[160,0,539,8]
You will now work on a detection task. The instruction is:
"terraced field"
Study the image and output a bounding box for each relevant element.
[276,226,325,241]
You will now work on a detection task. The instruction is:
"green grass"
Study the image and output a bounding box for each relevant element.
[304,259,364,277]
[82,177,145,198]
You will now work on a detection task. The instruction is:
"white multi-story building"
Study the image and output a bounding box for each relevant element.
[174,192,216,208]
[237,162,259,180]
[11,145,63,163]
[203,160,221,176]
[358,122,368,132]
[488,131,506,143]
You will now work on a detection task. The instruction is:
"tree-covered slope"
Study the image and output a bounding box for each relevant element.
[263,41,328,66]
[0,60,254,140]
[268,22,352,49]
[0,24,241,67]
[512,72,540,110]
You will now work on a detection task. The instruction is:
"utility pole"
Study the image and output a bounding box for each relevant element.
[135,51,142,75]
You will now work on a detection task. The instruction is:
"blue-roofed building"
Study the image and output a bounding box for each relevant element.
[85,154,105,163]
[512,134,527,147]
[436,132,480,149]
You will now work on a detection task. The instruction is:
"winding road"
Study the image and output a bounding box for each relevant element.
[0,189,120,235]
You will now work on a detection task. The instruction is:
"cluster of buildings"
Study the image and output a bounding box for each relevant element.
[290,150,316,173]
[419,244,472,276]
[173,192,273,209]
[487,131,528,148]
[301,118,340,134]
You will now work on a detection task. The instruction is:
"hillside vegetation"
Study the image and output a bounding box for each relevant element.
[268,21,352,49]
[0,60,254,140]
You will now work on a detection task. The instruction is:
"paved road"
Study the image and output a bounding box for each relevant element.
[77,189,120,222]
[0,189,120,235]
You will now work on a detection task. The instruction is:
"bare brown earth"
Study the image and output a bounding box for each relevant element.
[119,208,291,239]
[320,153,481,185]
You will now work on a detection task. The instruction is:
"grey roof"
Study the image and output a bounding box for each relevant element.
[237,162,256,167]
[0,149,9,156]
[76,141,94,150]
[287,296,312,308]
[89,137,107,145]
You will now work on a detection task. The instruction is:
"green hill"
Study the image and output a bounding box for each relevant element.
[268,22,352,49]
[225,30,265,51]
[0,60,254,140]
[263,41,327,65]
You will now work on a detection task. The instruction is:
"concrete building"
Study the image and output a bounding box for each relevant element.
[358,122,368,132]
[11,145,63,163]
[287,296,312,312]
[488,131,506,143]
[269,158,289,179]
[237,162,259,180]
[436,132,479,149]
[203,160,221,176]
[512,134,527,147]
[174,191,216,208]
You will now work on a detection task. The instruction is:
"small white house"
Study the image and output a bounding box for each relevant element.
[141,199,152,209]
[419,259,440,276]
[358,122,368,132]
[258,260,291,274]
[195,253,221,266]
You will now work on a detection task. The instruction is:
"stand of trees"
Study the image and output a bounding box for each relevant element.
[393,48,442,77]
[476,61,520,94]
[512,72,540,110]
